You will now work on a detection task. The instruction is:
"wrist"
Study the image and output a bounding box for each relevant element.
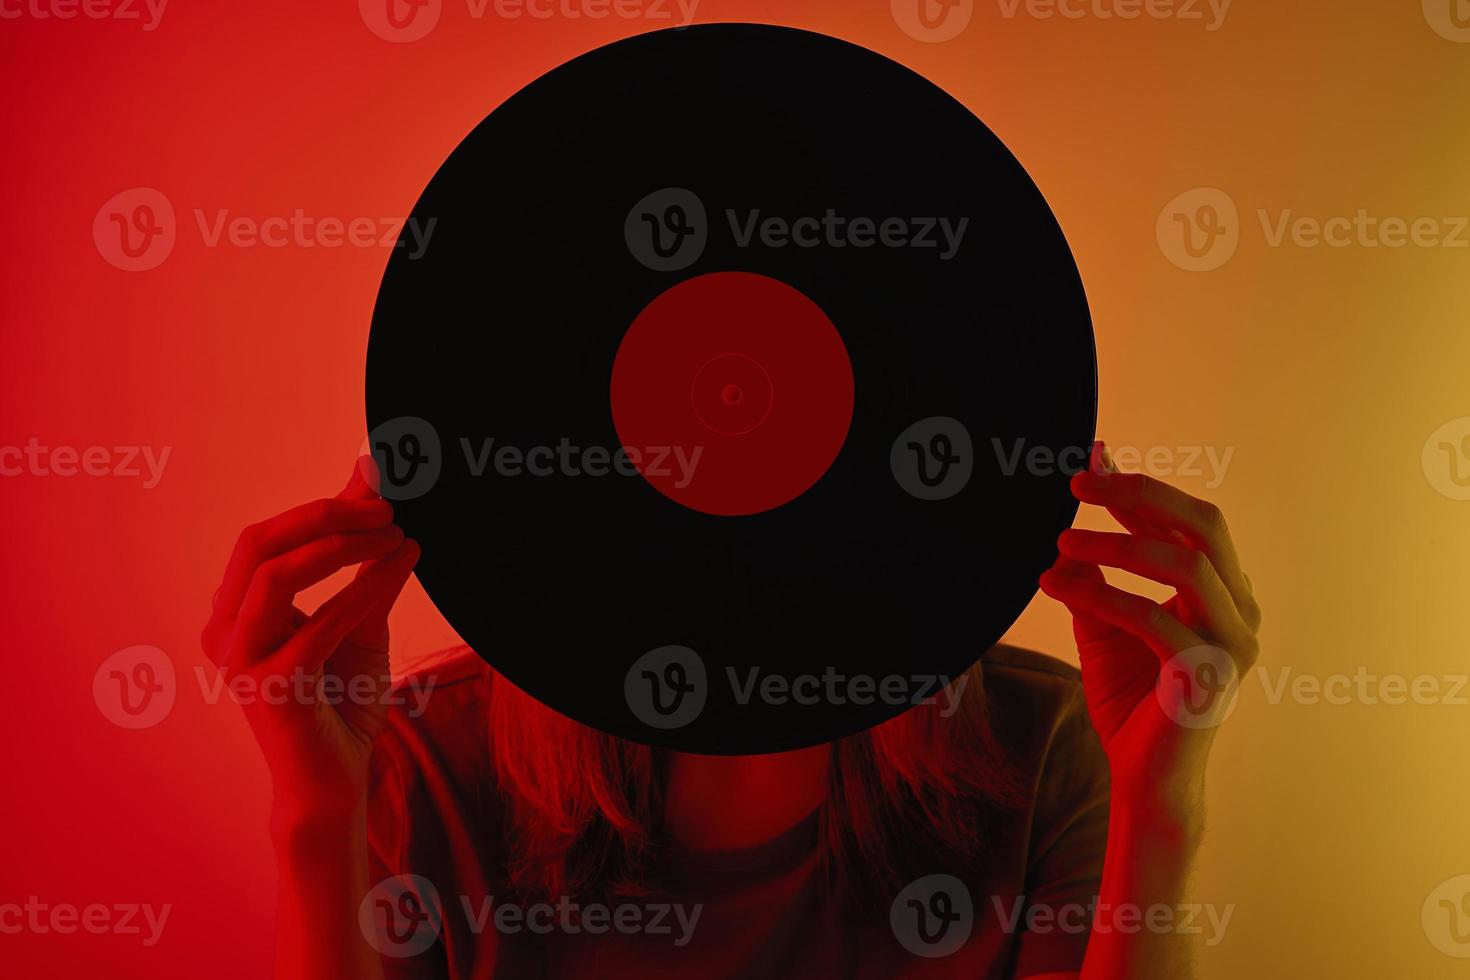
[1108,786,1204,861]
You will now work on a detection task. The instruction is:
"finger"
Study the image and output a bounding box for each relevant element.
[213,497,393,620]
[1071,465,1257,627]
[1044,555,1112,645]
[228,526,405,665]
[1074,442,1184,546]
[1039,568,1202,661]
[1050,550,1103,582]
[1057,529,1253,648]
[340,455,382,502]
[273,539,420,674]
[344,546,399,648]
[337,456,396,642]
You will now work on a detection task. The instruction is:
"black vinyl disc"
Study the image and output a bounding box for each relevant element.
[365,23,1096,754]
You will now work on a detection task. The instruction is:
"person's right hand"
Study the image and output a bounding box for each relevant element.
[200,460,420,827]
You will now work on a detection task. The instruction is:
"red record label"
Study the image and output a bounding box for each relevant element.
[610,271,855,517]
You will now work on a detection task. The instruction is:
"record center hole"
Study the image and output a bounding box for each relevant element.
[721,384,743,406]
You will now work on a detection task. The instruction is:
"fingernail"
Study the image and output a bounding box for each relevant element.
[1101,444,1117,474]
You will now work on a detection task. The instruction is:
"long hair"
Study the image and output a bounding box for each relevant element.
[488,660,1024,910]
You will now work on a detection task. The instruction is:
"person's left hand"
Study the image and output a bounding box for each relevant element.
[1039,442,1262,820]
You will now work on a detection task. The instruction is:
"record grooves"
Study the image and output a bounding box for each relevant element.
[366,23,1096,753]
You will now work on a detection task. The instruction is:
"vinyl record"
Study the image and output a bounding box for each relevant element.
[365,23,1096,753]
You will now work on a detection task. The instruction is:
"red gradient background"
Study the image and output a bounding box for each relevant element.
[4,1,1469,977]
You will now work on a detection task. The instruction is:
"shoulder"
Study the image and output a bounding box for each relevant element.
[978,643,1110,850]
[371,644,494,776]
[977,643,1109,806]
[978,643,1091,746]
[366,646,498,871]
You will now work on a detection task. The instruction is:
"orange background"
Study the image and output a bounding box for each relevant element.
[3,0,1469,975]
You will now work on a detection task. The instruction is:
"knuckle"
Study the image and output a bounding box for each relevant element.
[255,556,291,594]
[1142,601,1172,632]
[1183,549,1214,584]
[305,498,334,525]
[235,521,264,555]
[1196,499,1227,535]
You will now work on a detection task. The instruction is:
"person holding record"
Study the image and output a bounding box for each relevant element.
[200,440,1261,978]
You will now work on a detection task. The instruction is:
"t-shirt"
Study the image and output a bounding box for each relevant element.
[365,645,1110,979]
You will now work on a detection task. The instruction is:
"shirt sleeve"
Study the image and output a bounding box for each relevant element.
[1010,684,1111,977]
